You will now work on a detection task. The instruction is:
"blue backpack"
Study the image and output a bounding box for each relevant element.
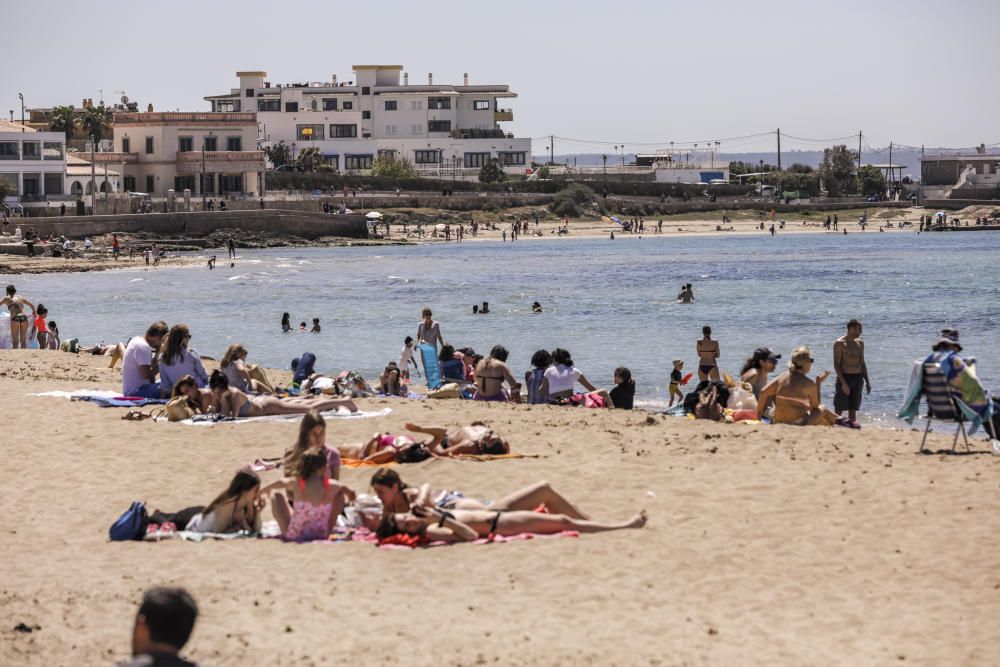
[109,501,148,541]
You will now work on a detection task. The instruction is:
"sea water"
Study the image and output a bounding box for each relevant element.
[6,230,999,427]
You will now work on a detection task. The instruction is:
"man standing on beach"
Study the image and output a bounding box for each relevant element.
[833,319,870,426]
[227,237,236,259]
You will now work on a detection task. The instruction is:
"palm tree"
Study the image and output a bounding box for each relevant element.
[49,105,78,141]
[79,105,112,147]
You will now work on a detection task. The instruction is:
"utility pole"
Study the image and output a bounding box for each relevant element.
[90,135,96,214]
[18,93,24,131]
[776,128,781,195]
[858,131,862,170]
[549,135,554,166]
[888,141,893,194]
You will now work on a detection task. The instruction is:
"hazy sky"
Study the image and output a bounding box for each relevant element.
[4,0,998,154]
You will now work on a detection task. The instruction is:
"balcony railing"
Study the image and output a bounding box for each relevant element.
[89,152,139,163]
[176,150,265,162]
[113,112,257,123]
[494,109,514,122]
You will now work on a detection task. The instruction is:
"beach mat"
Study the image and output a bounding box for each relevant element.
[372,530,580,550]
[417,343,442,390]
[178,407,392,426]
[33,389,167,407]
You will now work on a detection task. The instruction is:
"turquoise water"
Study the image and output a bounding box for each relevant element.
[5,230,999,427]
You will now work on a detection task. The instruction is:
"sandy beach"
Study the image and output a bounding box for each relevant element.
[1,350,997,665]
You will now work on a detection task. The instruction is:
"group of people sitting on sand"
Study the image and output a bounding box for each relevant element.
[145,409,647,544]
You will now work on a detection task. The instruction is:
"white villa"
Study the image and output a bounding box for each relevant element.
[0,119,67,211]
[204,66,531,175]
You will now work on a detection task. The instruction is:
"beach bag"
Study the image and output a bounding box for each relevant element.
[428,382,462,399]
[727,382,758,412]
[694,385,724,421]
[109,501,148,541]
[165,396,195,422]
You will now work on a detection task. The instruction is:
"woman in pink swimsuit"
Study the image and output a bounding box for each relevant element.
[262,448,351,542]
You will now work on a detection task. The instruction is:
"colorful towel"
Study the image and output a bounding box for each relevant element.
[373,530,580,550]
[33,390,167,407]
[178,407,392,426]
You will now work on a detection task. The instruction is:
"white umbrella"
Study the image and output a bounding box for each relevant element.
[366,211,383,220]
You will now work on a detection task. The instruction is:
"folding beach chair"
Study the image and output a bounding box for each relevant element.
[918,361,970,453]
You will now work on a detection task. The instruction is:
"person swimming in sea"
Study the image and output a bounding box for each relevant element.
[531,301,543,313]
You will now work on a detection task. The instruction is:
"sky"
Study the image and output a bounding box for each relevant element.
[4,0,999,155]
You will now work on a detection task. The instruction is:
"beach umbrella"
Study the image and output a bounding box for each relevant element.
[366,211,383,220]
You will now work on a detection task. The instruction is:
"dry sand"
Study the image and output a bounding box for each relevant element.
[0,350,998,666]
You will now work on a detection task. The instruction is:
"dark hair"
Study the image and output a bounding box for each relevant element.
[203,470,260,518]
[404,336,413,344]
[488,345,509,362]
[438,344,455,362]
[376,514,402,540]
[36,303,47,316]
[137,587,198,650]
[297,447,328,480]
[312,318,319,324]
[371,467,407,491]
[421,307,432,318]
[48,321,57,330]
[171,374,197,398]
[551,348,573,367]
[146,321,169,338]
[740,356,761,375]
[161,324,190,366]
[702,325,712,336]
[614,367,633,385]
[847,319,861,330]
[530,349,552,369]
[209,369,229,391]
[5,284,14,296]
[281,313,290,325]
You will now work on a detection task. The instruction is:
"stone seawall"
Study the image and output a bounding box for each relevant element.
[6,210,368,240]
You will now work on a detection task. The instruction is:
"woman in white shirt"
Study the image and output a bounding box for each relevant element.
[539,348,603,400]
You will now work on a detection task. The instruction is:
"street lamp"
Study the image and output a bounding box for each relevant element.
[602,154,608,193]
[18,92,24,130]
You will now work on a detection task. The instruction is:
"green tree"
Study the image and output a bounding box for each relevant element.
[370,154,418,179]
[295,147,325,172]
[819,144,858,196]
[0,178,12,204]
[549,183,594,217]
[49,105,77,141]
[858,165,887,197]
[478,158,505,184]
[264,140,291,168]
[79,104,112,146]
[788,163,814,174]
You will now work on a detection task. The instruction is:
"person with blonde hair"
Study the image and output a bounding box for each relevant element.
[220,343,275,394]
[756,346,841,426]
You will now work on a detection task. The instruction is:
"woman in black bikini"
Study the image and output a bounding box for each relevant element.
[696,325,721,382]
[208,371,358,418]
[377,505,647,543]
[1,284,36,349]
[402,420,510,456]
[472,345,521,402]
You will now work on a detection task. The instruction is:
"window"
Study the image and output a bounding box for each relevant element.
[385,125,397,135]
[295,125,324,141]
[44,173,63,195]
[428,96,451,110]
[342,101,353,110]
[473,100,490,110]
[174,175,195,192]
[322,154,338,168]
[414,150,440,164]
[464,152,491,168]
[178,137,193,153]
[411,124,423,134]
[500,151,526,166]
[121,137,131,153]
[22,173,39,195]
[361,86,371,95]
[428,120,451,133]
[345,155,373,170]
[220,174,243,193]
[377,149,397,160]
[411,100,424,111]
[145,175,155,193]
[123,175,135,192]
[200,173,215,194]
[362,110,371,119]
[204,136,218,152]
[215,100,239,112]
[227,136,243,151]
[145,137,154,154]
[42,141,64,161]
[323,98,338,111]
[285,102,298,112]
[0,142,19,159]
[257,99,280,112]
[329,124,358,138]
[384,100,397,111]
[21,141,40,159]
[245,88,255,97]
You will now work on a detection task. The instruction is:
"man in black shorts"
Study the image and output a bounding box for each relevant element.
[833,319,871,427]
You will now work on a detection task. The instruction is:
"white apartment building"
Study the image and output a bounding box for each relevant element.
[205,66,531,175]
[0,119,67,208]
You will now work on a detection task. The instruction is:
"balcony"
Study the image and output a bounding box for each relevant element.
[494,109,513,122]
[176,150,265,174]
[89,152,139,163]
[113,112,257,124]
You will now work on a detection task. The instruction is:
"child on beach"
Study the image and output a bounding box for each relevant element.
[33,305,50,349]
[668,359,684,407]
[311,318,321,333]
[46,321,60,349]
[609,367,635,410]
[298,322,307,332]
[399,336,417,379]
[262,448,349,542]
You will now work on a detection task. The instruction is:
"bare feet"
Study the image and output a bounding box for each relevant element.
[628,510,648,529]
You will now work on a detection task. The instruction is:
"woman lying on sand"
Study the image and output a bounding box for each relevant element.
[209,371,358,418]
[371,468,591,517]
[377,505,647,543]
[149,470,264,534]
[171,375,216,414]
[402,421,510,456]
[336,432,430,464]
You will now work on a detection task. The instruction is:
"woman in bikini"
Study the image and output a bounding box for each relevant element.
[696,325,721,382]
[472,345,521,402]
[335,431,429,465]
[370,468,592,517]
[208,370,358,418]
[171,374,217,414]
[1,284,36,349]
[402,421,510,457]
[168,470,264,534]
[220,343,274,394]
[377,505,647,543]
